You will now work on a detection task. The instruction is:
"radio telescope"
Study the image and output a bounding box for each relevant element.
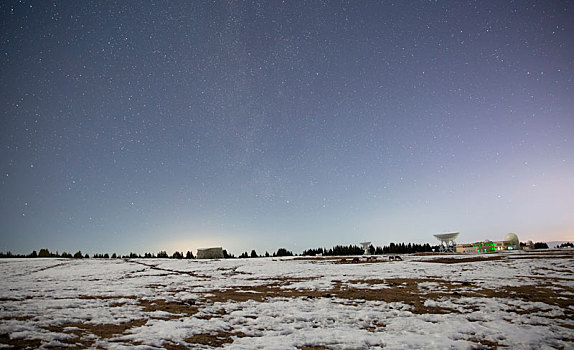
[433,232,459,253]
[360,242,371,255]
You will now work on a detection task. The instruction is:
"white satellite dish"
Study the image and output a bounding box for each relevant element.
[433,232,459,253]
[360,242,371,255]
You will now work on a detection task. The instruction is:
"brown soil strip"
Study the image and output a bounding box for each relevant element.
[364,321,387,332]
[0,297,22,302]
[43,319,147,339]
[0,333,43,349]
[205,278,453,314]
[466,337,502,348]
[118,268,148,279]
[245,276,317,282]
[335,258,388,264]
[425,256,504,264]
[16,298,199,348]
[294,256,388,264]
[32,262,70,273]
[293,256,340,261]
[77,295,137,300]
[7,262,71,278]
[327,279,451,314]
[476,284,574,318]
[0,315,34,321]
[39,319,147,348]
[203,276,573,317]
[139,299,198,318]
[184,331,247,347]
[526,276,574,282]
[508,255,574,260]
[217,266,253,276]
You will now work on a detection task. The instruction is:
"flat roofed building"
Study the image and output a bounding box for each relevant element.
[196,247,224,259]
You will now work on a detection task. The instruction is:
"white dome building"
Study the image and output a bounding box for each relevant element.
[504,233,519,248]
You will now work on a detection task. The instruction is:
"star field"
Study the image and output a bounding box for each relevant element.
[1,1,573,255]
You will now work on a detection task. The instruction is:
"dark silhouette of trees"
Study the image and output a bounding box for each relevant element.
[274,248,293,257]
[533,242,549,249]
[329,245,364,256]
[301,242,437,256]
[38,249,54,257]
[559,242,573,248]
[378,242,435,254]
[301,248,324,256]
[1,242,441,260]
[301,245,362,256]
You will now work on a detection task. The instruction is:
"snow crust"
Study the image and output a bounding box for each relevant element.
[0,252,572,349]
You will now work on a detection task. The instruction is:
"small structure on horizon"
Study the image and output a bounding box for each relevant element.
[196,247,224,259]
[434,232,459,253]
[360,242,371,255]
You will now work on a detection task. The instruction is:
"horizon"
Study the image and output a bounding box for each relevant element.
[1,237,570,258]
[1,2,573,255]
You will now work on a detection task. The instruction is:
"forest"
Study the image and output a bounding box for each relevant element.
[0,241,562,259]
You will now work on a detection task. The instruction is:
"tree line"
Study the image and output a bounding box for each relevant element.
[1,241,565,259]
[519,242,551,249]
[0,248,294,259]
[0,249,199,259]
[237,248,294,258]
[302,243,438,256]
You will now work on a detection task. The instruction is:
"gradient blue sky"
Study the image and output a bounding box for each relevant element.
[1,1,573,256]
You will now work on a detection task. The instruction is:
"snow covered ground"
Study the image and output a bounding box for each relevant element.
[1,250,573,349]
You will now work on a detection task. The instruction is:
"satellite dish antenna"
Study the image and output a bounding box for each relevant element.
[433,232,459,253]
[360,242,371,255]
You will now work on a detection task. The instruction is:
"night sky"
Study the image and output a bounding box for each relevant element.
[1,1,573,256]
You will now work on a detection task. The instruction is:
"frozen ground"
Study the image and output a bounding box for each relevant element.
[0,250,573,349]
